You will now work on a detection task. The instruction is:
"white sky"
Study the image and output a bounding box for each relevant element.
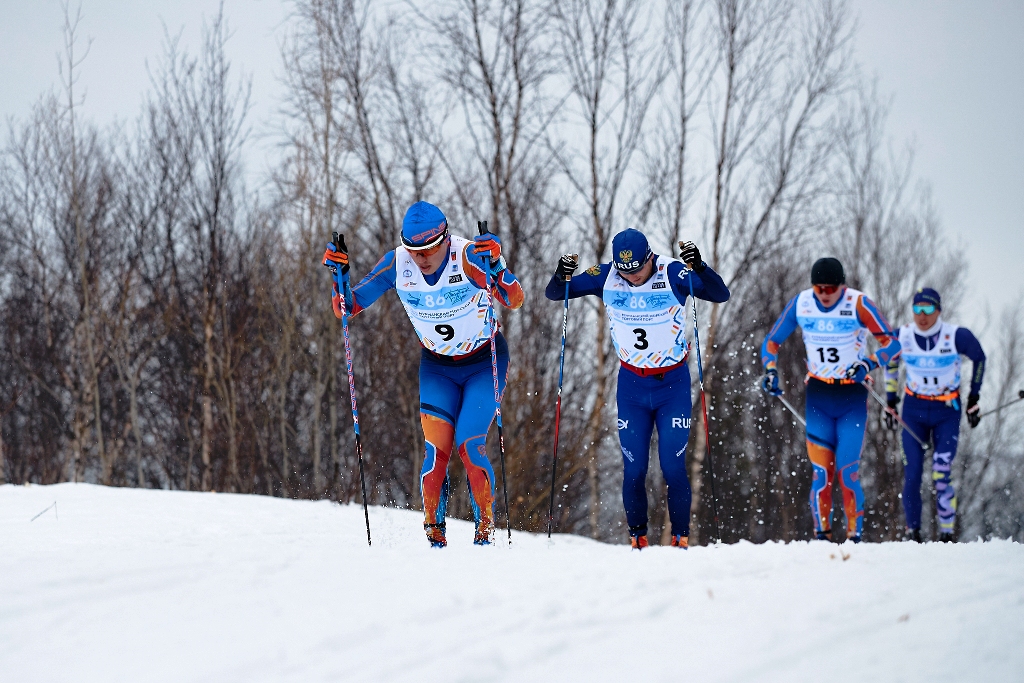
[2,0,1022,340]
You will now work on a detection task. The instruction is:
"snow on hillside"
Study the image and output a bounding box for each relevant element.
[2,484,1022,683]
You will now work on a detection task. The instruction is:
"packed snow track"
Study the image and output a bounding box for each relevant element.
[2,483,1021,682]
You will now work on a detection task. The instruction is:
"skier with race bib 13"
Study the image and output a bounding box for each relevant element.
[760,257,900,543]
[544,229,730,549]
[883,287,985,542]
[323,201,524,547]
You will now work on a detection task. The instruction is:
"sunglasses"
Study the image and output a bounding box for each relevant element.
[813,284,840,295]
[913,303,937,315]
[409,239,447,258]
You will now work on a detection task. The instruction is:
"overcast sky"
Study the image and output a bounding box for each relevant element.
[2,0,1022,338]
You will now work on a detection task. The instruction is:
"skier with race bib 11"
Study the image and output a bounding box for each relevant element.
[544,229,730,549]
[760,257,900,543]
[323,201,524,547]
[883,287,985,542]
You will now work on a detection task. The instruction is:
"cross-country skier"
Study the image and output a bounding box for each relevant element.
[883,287,985,543]
[544,229,730,549]
[760,258,900,543]
[322,201,524,547]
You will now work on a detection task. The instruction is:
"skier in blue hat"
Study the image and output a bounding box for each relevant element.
[883,287,986,542]
[544,229,730,549]
[323,201,524,547]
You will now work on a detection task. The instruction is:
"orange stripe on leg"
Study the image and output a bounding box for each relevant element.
[420,413,455,526]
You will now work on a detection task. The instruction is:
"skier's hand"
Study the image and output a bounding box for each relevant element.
[678,241,706,273]
[966,393,981,429]
[472,231,502,262]
[761,369,783,397]
[884,396,900,431]
[845,360,872,384]
[323,239,349,275]
[555,253,579,282]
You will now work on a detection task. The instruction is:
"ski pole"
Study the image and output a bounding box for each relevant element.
[478,221,512,546]
[547,255,576,538]
[332,232,371,547]
[774,393,807,427]
[860,379,929,450]
[684,258,722,544]
[978,390,1024,419]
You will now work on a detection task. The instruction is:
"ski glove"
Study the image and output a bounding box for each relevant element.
[845,359,873,384]
[966,393,981,428]
[761,369,783,396]
[884,396,900,431]
[472,232,507,277]
[323,240,349,276]
[555,253,579,282]
[678,241,706,273]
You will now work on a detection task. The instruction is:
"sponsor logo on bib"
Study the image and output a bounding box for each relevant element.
[449,274,463,283]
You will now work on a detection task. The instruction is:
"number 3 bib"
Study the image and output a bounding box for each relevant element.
[395,235,492,356]
[795,287,869,381]
[602,256,688,369]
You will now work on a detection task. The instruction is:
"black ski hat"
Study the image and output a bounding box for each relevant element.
[810,257,845,286]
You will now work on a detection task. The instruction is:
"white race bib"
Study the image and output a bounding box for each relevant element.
[602,256,688,369]
[395,235,492,356]
[900,322,961,397]
[796,288,868,381]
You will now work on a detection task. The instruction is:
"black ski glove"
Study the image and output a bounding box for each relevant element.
[966,393,981,428]
[679,241,706,273]
[555,253,579,282]
[884,396,900,431]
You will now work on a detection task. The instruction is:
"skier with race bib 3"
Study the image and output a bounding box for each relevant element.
[760,257,900,543]
[322,201,524,547]
[883,287,985,542]
[544,229,730,549]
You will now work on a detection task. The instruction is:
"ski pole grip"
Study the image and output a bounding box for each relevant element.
[332,231,340,250]
[567,253,578,281]
[477,220,488,236]
[338,234,348,252]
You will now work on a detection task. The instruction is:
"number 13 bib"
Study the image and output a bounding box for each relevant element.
[395,235,492,356]
[796,287,868,381]
[602,256,688,369]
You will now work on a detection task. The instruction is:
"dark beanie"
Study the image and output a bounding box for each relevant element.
[913,287,941,309]
[811,257,845,286]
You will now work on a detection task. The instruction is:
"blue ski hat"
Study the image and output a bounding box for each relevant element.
[401,201,449,250]
[913,287,941,310]
[611,229,652,273]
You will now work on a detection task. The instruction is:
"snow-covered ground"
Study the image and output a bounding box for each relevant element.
[2,484,1022,682]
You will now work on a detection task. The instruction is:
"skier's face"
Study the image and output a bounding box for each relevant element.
[913,305,940,331]
[812,284,845,308]
[410,237,450,274]
[619,256,654,286]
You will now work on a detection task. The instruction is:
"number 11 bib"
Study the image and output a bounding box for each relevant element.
[602,256,688,369]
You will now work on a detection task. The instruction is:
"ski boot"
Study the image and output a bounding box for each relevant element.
[629,526,648,550]
[905,528,922,543]
[424,522,447,548]
[670,535,689,549]
[848,535,862,544]
[473,520,494,546]
[938,532,954,543]
[815,529,833,542]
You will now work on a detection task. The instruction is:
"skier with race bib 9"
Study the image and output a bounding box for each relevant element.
[544,229,730,549]
[322,201,524,547]
[882,287,985,542]
[760,258,900,543]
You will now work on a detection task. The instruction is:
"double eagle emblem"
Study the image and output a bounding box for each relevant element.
[617,249,640,271]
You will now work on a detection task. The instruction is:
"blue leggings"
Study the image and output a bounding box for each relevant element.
[805,380,868,537]
[418,335,508,531]
[616,363,693,537]
[900,395,961,532]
